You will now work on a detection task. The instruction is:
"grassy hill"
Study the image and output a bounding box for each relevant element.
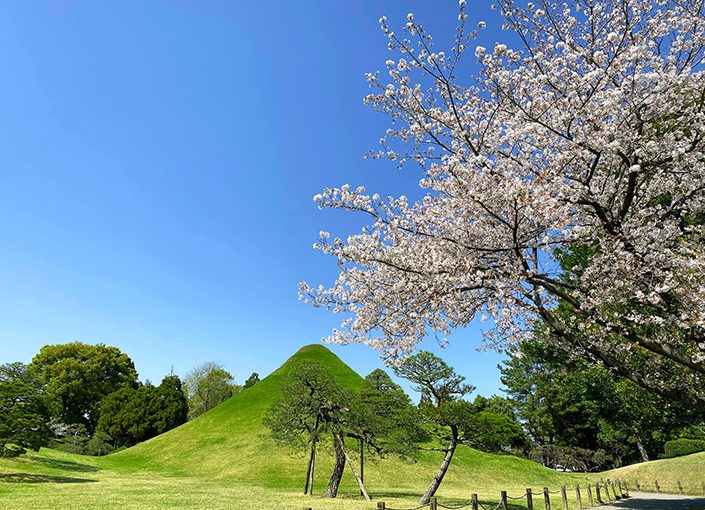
[0,344,591,510]
[604,452,705,495]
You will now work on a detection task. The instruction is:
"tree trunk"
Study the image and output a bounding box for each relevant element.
[309,440,316,495]
[325,433,346,498]
[419,436,457,504]
[633,428,649,462]
[343,442,371,501]
[360,439,364,495]
[304,440,316,494]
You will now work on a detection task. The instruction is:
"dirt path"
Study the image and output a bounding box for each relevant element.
[600,491,705,509]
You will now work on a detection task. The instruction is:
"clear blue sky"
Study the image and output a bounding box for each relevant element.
[0,1,510,398]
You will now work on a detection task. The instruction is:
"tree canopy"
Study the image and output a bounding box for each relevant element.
[184,362,236,420]
[300,0,705,405]
[30,342,138,433]
[0,362,51,456]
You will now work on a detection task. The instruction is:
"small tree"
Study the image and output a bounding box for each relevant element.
[184,362,236,420]
[264,362,348,497]
[393,351,475,504]
[243,372,260,389]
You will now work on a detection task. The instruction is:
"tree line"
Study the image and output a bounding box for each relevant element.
[0,342,257,457]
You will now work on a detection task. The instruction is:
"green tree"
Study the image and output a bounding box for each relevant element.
[184,362,236,420]
[393,351,475,504]
[0,362,51,456]
[264,362,349,497]
[97,375,187,448]
[243,372,260,389]
[30,342,138,433]
[501,336,697,468]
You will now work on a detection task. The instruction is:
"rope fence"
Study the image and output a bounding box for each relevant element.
[365,477,705,510]
[631,478,705,496]
[373,479,631,510]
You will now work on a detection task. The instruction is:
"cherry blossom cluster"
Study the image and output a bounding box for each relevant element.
[300,0,705,402]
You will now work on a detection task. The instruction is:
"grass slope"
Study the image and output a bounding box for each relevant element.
[0,344,590,509]
[604,452,705,495]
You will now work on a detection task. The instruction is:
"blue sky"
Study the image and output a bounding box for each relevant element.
[0,1,510,399]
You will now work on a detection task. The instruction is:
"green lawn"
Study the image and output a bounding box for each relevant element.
[0,345,600,509]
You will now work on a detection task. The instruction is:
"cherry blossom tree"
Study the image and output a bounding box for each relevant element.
[301,0,705,404]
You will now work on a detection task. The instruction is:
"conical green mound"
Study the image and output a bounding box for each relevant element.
[105,344,364,487]
[102,344,586,496]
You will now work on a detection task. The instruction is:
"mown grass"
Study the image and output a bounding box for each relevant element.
[604,451,705,496]
[0,345,599,509]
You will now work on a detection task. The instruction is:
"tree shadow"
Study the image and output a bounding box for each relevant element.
[0,473,98,484]
[28,457,99,473]
[611,495,705,510]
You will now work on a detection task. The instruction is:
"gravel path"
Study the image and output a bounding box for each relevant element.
[599,491,705,509]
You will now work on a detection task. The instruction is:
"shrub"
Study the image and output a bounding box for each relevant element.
[663,438,705,458]
[0,443,26,457]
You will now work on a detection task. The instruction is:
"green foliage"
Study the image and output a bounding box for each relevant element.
[356,370,427,459]
[663,438,705,459]
[86,430,114,456]
[0,443,26,457]
[393,351,474,406]
[244,372,260,389]
[264,361,346,452]
[51,422,91,454]
[500,336,698,468]
[97,375,187,448]
[184,362,236,420]
[0,362,51,453]
[30,342,138,432]
[466,411,526,453]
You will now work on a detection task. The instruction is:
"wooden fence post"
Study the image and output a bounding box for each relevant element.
[655,480,660,493]
[526,488,534,510]
[377,502,386,510]
[596,483,603,504]
[471,493,479,510]
[587,484,594,507]
[561,486,569,510]
[612,481,621,500]
[702,481,705,496]
[543,487,551,510]
[576,485,583,509]
[678,481,683,494]
[500,490,508,510]
[430,496,438,510]
[636,479,641,491]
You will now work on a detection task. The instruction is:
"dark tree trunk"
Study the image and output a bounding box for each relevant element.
[325,433,346,498]
[419,435,458,504]
[304,440,316,494]
[633,428,649,462]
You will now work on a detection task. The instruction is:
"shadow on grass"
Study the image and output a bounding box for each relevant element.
[0,473,99,484]
[28,457,99,473]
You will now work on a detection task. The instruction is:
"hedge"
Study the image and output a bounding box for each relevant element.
[663,438,705,458]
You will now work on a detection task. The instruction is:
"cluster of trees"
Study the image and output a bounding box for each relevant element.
[501,336,705,471]
[1,342,257,457]
[265,351,525,504]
